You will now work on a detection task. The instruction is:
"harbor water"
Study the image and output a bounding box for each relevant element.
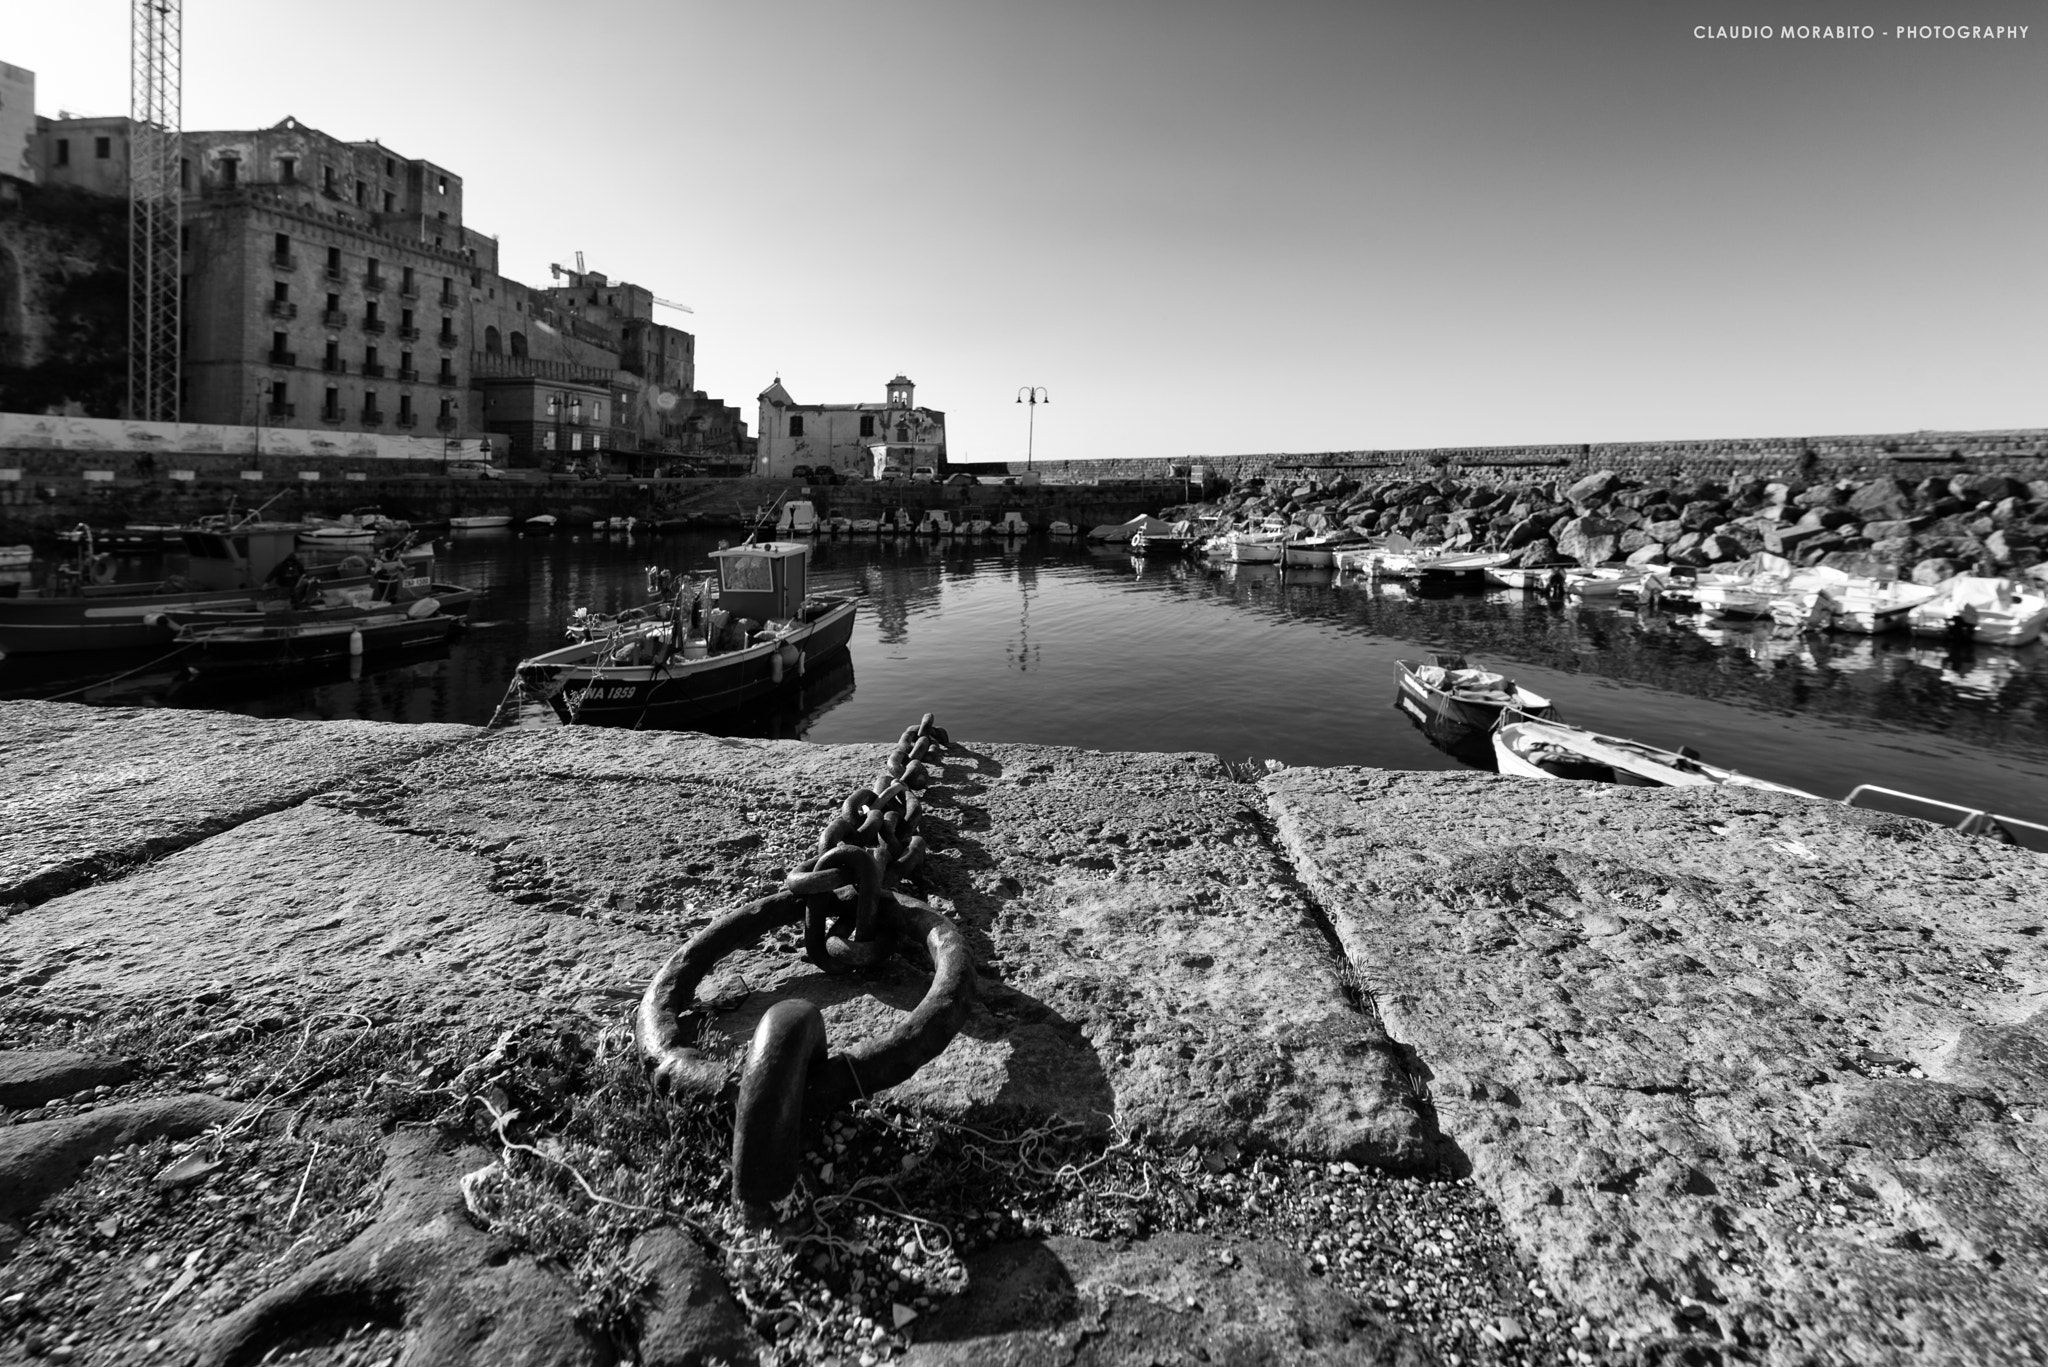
[7,527,2047,836]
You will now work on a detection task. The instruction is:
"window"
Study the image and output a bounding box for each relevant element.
[438,398,453,419]
[272,281,289,303]
[323,165,335,192]
[363,390,380,418]
[546,394,558,418]
[543,431,556,451]
[401,266,415,292]
[384,156,395,176]
[437,175,447,194]
[591,434,602,449]
[323,386,340,417]
[509,332,527,358]
[355,181,365,205]
[364,344,379,371]
[436,210,447,223]
[789,416,804,437]
[324,341,340,370]
[270,330,287,359]
[325,292,340,314]
[896,424,909,441]
[438,317,455,342]
[270,381,288,407]
[273,232,290,265]
[859,415,874,438]
[221,157,238,187]
[438,358,454,383]
[180,225,190,251]
[398,395,414,424]
[382,191,395,213]
[279,156,296,183]
[94,136,111,159]
[365,302,380,326]
[571,433,583,451]
[54,139,69,166]
[179,157,190,189]
[326,246,341,276]
[400,350,414,377]
[484,326,501,355]
[400,308,414,332]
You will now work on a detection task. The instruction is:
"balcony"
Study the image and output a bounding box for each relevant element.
[323,263,344,282]
[362,317,386,334]
[398,367,420,382]
[397,325,421,342]
[396,412,417,429]
[361,409,385,426]
[362,362,386,379]
[266,403,296,419]
[321,308,347,327]
[435,415,459,433]
[266,300,298,320]
[363,273,387,293]
[266,350,296,366]
[272,253,297,271]
[435,372,458,388]
[437,332,458,348]
[322,357,347,375]
[399,280,420,300]
[320,405,343,423]
[438,290,459,307]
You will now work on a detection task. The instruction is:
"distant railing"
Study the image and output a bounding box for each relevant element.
[468,350,613,384]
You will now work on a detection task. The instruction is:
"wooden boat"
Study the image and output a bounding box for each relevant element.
[176,598,465,673]
[1494,718,1821,798]
[161,579,478,632]
[449,515,514,532]
[1281,531,1367,568]
[1394,653,1556,758]
[503,542,858,727]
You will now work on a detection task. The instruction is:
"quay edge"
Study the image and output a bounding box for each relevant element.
[1,698,2042,1366]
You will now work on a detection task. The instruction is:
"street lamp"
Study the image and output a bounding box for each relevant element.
[1016,387,1048,471]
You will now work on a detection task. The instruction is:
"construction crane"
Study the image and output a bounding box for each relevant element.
[653,297,694,315]
[547,253,695,315]
[129,0,182,421]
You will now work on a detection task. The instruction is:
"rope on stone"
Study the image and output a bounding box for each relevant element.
[634,713,973,1217]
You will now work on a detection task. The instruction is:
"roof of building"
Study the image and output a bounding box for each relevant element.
[887,374,914,387]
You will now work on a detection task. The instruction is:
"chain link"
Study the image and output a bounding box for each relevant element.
[636,714,974,1215]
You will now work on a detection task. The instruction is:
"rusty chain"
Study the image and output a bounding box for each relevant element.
[636,713,975,1215]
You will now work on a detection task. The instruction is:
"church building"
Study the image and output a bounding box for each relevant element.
[755,374,945,480]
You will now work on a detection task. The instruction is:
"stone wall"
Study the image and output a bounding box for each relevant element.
[962,427,2048,490]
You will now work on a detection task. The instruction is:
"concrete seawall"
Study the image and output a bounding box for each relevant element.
[2,700,2042,1365]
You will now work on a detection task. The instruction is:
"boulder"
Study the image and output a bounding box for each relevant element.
[1818,549,1902,579]
[1511,538,1560,568]
[1984,530,2033,566]
[1624,544,1669,567]
[1554,516,1624,567]
[1910,557,1962,586]
[1502,516,1551,550]
[1643,519,1685,544]
[1563,470,1622,507]
[1793,484,1841,509]
[1697,533,1747,562]
[1617,529,1655,555]
[1867,537,1915,569]
[1678,502,1726,534]
[1846,479,1912,520]
[1862,518,1920,542]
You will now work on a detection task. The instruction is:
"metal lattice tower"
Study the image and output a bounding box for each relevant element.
[128,0,182,422]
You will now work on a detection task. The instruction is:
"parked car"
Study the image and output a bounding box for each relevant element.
[658,462,703,478]
[877,468,906,482]
[942,472,977,486]
[806,467,843,485]
[791,464,813,479]
[446,460,505,480]
[911,466,937,483]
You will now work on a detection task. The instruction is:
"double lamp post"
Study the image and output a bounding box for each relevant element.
[1016,386,1049,470]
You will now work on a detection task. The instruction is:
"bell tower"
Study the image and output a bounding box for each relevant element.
[886,374,914,410]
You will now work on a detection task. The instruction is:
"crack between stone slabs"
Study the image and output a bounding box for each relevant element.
[1233,795,1448,1152]
[3,732,481,914]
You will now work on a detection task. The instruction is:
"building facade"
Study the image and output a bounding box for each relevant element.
[755,374,946,479]
[0,63,34,184]
[11,106,750,466]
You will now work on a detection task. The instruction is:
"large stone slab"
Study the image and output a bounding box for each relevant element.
[0,700,475,906]
[381,729,1431,1165]
[1265,766,2048,1365]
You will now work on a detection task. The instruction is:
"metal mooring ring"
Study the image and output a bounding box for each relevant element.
[637,890,976,1213]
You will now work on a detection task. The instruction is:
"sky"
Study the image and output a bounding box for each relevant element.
[9,0,2044,460]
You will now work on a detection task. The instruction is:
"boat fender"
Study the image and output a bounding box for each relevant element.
[777,641,800,680]
[406,596,441,619]
[89,553,116,585]
[770,650,782,684]
[143,612,168,630]
[348,627,364,657]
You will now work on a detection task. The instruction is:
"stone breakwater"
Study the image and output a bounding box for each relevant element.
[1175,466,2048,580]
[0,701,2043,1365]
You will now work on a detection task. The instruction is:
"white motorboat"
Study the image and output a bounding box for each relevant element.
[1494,719,1821,798]
[1829,576,1938,634]
[1906,576,2048,647]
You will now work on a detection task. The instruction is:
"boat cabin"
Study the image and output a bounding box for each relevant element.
[775,500,819,535]
[176,525,301,590]
[711,541,809,623]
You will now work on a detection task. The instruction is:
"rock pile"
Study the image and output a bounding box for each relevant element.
[1176,469,2048,582]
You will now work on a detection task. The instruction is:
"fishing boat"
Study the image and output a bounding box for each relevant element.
[963,517,995,536]
[1281,530,1367,568]
[160,577,479,632]
[1131,521,1197,556]
[177,598,465,674]
[775,500,820,536]
[1393,652,1557,758]
[0,524,418,656]
[1905,576,2048,647]
[501,541,859,727]
[1493,718,1822,798]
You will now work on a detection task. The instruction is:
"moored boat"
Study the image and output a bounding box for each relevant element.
[996,510,1032,536]
[522,514,560,536]
[1905,575,2048,647]
[501,541,858,727]
[1493,718,1822,797]
[1415,550,1513,587]
[176,599,464,673]
[1393,652,1556,759]
[449,515,514,532]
